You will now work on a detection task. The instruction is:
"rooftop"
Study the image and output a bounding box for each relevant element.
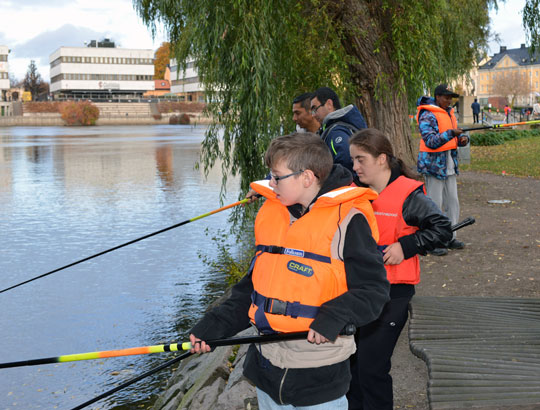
[479,44,540,70]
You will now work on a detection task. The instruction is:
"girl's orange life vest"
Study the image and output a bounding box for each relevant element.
[373,176,423,285]
[248,180,379,334]
[417,104,458,153]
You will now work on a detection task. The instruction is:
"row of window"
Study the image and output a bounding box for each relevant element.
[0,72,8,79]
[51,73,153,83]
[481,82,539,91]
[171,76,199,86]
[0,55,7,62]
[51,56,153,67]
[480,70,539,81]
[170,61,195,71]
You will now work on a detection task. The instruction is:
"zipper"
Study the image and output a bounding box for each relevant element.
[278,368,289,404]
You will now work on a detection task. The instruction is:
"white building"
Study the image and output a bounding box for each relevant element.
[49,40,155,99]
[170,58,205,102]
[0,45,10,101]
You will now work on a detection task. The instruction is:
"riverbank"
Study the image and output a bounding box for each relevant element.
[154,170,540,410]
[0,112,213,126]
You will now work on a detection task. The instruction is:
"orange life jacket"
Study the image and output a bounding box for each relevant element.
[417,104,458,152]
[248,180,379,334]
[373,176,423,285]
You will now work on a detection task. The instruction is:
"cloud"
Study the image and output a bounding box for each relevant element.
[0,0,72,7]
[11,24,108,66]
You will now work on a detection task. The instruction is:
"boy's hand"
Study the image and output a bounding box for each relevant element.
[382,242,404,265]
[244,189,260,205]
[189,333,212,354]
[307,329,329,344]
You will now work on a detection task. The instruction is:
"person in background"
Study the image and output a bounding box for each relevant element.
[471,98,480,124]
[292,92,320,133]
[192,132,390,410]
[504,104,511,123]
[416,84,469,256]
[347,128,452,410]
[310,87,367,173]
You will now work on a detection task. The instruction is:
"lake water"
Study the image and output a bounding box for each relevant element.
[0,125,240,409]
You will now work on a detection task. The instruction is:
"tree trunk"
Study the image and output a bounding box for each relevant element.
[330,0,417,166]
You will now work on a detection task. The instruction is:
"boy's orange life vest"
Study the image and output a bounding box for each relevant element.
[417,104,458,153]
[373,176,423,285]
[248,180,379,334]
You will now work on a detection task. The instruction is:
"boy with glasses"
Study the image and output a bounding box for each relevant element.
[190,132,389,409]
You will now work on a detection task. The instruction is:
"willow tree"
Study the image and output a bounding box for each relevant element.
[134,0,540,196]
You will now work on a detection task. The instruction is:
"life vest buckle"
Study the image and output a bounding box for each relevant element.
[264,297,287,315]
[266,245,284,254]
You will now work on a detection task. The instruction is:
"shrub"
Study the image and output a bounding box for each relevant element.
[469,128,540,146]
[60,101,100,126]
[169,113,191,125]
[179,113,190,124]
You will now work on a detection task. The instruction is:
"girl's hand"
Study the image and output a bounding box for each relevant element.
[382,242,404,265]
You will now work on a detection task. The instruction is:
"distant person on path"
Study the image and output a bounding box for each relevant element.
[416,84,469,256]
[192,132,390,410]
[471,98,480,123]
[347,128,452,410]
[310,87,367,173]
[292,92,320,133]
[504,104,511,123]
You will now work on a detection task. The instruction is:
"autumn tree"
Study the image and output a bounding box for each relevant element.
[23,60,44,101]
[134,0,540,199]
[492,70,533,107]
[154,42,171,79]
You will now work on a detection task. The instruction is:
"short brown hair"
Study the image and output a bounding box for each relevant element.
[265,132,333,183]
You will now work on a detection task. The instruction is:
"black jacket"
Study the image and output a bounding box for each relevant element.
[190,165,390,406]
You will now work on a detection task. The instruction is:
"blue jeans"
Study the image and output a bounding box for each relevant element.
[256,387,348,410]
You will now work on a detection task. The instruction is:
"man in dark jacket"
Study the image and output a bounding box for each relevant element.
[311,87,367,173]
[471,99,480,123]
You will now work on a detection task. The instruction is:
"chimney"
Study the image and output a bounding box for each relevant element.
[500,46,507,53]
[521,43,526,49]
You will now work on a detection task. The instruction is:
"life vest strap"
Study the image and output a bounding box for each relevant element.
[252,291,320,319]
[255,244,331,264]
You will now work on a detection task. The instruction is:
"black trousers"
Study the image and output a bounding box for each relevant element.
[473,113,479,123]
[347,296,412,410]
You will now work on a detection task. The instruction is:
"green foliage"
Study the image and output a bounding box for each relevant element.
[60,101,100,126]
[198,228,254,285]
[134,0,540,225]
[134,0,351,209]
[523,0,540,53]
[382,0,494,112]
[469,129,540,146]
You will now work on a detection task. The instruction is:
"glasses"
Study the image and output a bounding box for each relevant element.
[270,170,304,184]
[311,104,323,115]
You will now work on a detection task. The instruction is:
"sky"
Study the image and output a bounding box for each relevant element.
[0,0,532,83]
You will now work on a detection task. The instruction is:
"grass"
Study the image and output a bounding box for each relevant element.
[461,136,540,178]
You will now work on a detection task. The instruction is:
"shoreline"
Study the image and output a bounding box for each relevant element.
[0,113,213,127]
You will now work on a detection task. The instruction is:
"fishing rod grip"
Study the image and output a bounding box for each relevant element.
[340,324,357,336]
[451,216,475,232]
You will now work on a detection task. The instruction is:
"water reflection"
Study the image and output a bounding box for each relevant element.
[0,125,239,409]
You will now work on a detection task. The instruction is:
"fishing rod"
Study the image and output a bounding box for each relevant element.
[0,198,251,294]
[0,330,318,369]
[451,216,475,231]
[68,326,355,410]
[461,119,540,132]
